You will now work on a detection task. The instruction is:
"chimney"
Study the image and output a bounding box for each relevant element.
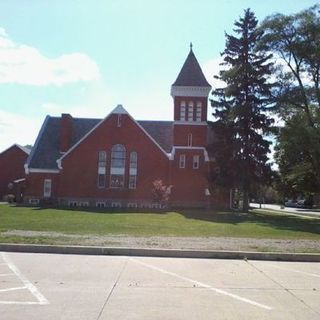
[60,113,73,152]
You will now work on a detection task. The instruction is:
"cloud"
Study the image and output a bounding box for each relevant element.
[202,56,226,90]
[0,110,43,151]
[0,27,101,86]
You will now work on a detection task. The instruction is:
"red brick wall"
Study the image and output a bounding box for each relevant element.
[24,173,59,199]
[0,146,28,199]
[169,149,209,206]
[57,113,170,201]
[173,124,207,147]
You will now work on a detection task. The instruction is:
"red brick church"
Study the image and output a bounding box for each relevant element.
[24,48,226,208]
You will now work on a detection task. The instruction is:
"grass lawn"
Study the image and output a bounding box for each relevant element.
[0,204,319,245]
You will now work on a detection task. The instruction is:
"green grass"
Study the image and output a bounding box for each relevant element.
[0,204,319,242]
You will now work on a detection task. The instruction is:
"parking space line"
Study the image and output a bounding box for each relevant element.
[130,258,272,310]
[0,286,26,293]
[0,253,49,305]
[0,273,15,276]
[266,264,320,278]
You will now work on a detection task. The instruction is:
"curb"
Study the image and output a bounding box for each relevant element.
[0,243,320,262]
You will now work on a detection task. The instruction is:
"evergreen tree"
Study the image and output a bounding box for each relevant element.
[210,9,274,212]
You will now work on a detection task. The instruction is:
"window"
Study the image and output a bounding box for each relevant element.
[188,101,194,121]
[129,151,137,189]
[110,144,126,188]
[179,154,186,168]
[43,179,52,198]
[193,155,200,169]
[117,114,122,127]
[96,202,105,208]
[97,151,107,188]
[29,198,39,205]
[187,133,193,147]
[196,102,202,122]
[69,201,78,207]
[180,101,186,121]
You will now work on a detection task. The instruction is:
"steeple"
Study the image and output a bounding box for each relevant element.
[172,46,210,88]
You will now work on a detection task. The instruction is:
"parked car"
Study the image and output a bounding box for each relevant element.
[297,199,313,209]
[284,199,298,208]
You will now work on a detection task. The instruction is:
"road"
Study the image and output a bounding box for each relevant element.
[251,203,320,218]
[0,252,319,319]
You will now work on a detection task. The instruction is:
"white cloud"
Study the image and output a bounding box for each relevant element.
[0,110,43,151]
[0,27,101,86]
[202,56,226,90]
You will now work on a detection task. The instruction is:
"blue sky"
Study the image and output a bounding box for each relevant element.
[0,0,317,150]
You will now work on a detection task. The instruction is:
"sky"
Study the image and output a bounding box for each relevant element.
[0,0,317,151]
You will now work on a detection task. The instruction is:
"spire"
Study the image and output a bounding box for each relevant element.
[172,46,210,87]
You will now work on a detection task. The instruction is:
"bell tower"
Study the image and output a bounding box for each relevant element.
[171,45,211,147]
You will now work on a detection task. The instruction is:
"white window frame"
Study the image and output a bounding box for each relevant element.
[196,102,202,122]
[180,101,186,121]
[97,151,107,188]
[43,179,52,198]
[110,144,126,188]
[96,201,106,208]
[68,201,78,207]
[129,151,137,189]
[188,101,194,121]
[193,155,200,169]
[29,198,39,205]
[179,154,186,168]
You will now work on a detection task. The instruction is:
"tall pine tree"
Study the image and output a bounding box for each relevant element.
[210,9,274,212]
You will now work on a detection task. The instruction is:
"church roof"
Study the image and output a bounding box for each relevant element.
[172,48,211,87]
[27,116,173,170]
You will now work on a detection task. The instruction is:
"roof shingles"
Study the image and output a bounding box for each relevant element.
[28,117,173,170]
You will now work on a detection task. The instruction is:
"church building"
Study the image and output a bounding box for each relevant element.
[24,47,225,208]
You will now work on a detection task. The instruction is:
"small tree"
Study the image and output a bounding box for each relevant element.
[152,180,172,204]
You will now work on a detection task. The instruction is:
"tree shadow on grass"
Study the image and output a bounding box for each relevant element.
[176,208,320,236]
[12,204,320,236]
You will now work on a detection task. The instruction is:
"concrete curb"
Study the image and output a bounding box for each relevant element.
[0,243,320,262]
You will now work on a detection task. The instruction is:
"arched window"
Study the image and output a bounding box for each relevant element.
[188,101,194,121]
[180,101,186,121]
[110,144,126,188]
[97,151,107,188]
[129,151,138,189]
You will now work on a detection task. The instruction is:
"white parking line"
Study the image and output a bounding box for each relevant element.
[0,273,14,276]
[267,264,320,278]
[0,286,26,293]
[131,258,272,310]
[0,253,49,305]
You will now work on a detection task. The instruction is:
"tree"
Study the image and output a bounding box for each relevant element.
[274,110,320,197]
[210,9,274,212]
[260,4,320,186]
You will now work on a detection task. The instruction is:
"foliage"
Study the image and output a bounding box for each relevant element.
[210,9,275,212]
[151,179,173,203]
[274,110,320,196]
[260,4,320,187]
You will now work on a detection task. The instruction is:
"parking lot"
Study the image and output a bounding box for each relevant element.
[0,252,319,319]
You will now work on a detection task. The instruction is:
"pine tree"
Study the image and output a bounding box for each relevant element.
[210,9,274,212]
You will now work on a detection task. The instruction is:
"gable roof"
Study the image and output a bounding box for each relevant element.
[28,113,173,170]
[172,48,211,87]
[0,144,31,156]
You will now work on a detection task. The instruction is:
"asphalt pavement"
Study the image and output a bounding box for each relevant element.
[251,203,320,218]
